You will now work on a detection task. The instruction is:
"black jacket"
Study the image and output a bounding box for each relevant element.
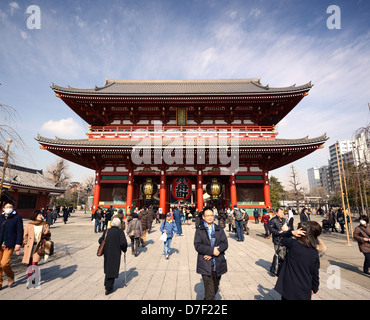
[99,227,127,278]
[268,216,288,245]
[0,211,23,248]
[275,237,320,300]
[194,222,228,277]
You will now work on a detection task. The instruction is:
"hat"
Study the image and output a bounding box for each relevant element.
[166,212,172,216]
[233,205,237,208]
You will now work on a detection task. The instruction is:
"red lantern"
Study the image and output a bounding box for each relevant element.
[172,177,191,201]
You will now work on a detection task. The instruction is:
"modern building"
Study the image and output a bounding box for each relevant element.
[329,140,356,191]
[36,78,327,216]
[307,165,332,193]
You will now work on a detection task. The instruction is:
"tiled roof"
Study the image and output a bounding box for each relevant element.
[51,78,312,96]
[0,162,65,192]
[36,134,328,149]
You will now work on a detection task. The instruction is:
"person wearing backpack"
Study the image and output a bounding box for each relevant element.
[232,205,245,242]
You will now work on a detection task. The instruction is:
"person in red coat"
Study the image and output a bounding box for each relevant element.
[261,209,271,238]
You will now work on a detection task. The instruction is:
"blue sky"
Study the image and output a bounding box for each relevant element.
[0,0,369,189]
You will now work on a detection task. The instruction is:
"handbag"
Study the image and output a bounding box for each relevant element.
[128,228,135,238]
[45,240,54,256]
[97,230,109,257]
[270,240,284,276]
[36,239,46,256]
[160,232,167,242]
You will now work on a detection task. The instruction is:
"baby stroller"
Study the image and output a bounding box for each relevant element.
[322,219,330,233]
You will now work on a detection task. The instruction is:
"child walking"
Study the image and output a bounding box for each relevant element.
[160,212,179,259]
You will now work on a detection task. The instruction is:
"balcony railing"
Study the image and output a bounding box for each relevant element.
[87,125,277,139]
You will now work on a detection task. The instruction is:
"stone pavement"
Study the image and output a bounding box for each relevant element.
[0,211,369,301]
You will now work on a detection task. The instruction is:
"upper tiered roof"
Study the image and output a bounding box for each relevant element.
[51,78,313,126]
[52,78,312,95]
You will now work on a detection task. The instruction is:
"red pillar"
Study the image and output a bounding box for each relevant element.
[263,172,271,208]
[230,174,237,208]
[126,170,133,214]
[160,170,166,215]
[92,170,101,212]
[197,170,203,212]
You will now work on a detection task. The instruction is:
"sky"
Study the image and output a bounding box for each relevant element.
[0,0,369,190]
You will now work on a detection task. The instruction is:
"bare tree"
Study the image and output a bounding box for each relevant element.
[288,165,304,212]
[0,103,30,164]
[46,158,71,188]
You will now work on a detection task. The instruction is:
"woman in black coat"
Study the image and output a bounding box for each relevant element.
[274,222,321,300]
[99,218,127,295]
[194,207,228,300]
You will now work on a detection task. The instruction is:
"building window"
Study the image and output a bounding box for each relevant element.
[17,194,37,209]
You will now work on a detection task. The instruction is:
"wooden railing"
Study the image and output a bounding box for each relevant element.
[87,125,277,139]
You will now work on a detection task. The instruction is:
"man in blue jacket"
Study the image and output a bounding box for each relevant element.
[173,206,182,236]
[194,206,228,300]
[0,201,24,289]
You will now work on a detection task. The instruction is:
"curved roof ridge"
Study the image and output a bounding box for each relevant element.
[104,78,262,85]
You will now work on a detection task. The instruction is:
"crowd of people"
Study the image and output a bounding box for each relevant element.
[0,199,369,300]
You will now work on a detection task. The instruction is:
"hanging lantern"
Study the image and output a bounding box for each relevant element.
[206,178,222,199]
[172,177,191,201]
[141,178,158,199]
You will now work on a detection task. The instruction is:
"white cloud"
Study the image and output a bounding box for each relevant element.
[9,1,19,15]
[250,8,261,18]
[40,118,85,138]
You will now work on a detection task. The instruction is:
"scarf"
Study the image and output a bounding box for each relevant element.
[204,221,216,271]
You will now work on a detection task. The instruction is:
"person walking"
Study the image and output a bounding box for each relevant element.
[126,212,142,257]
[261,209,271,238]
[336,208,345,233]
[62,206,69,224]
[217,208,227,229]
[147,205,155,232]
[160,212,179,259]
[104,206,114,230]
[92,206,102,233]
[52,206,58,224]
[194,208,201,229]
[138,207,150,247]
[300,207,310,223]
[194,207,228,300]
[155,207,160,224]
[173,206,183,235]
[268,207,290,261]
[98,218,127,295]
[0,201,23,289]
[181,207,186,225]
[328,208,338,232]
[232,205,245,241]
[353,215,370,275]
[274,222,320,300]
[22,210,51,288]
[46,208,53,226]
[226,207,233,232]
[253,208,260,224]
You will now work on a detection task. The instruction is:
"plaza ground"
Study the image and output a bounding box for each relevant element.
[0,210,369,301]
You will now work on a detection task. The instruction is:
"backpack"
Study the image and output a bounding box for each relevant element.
[234,208,244,221]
